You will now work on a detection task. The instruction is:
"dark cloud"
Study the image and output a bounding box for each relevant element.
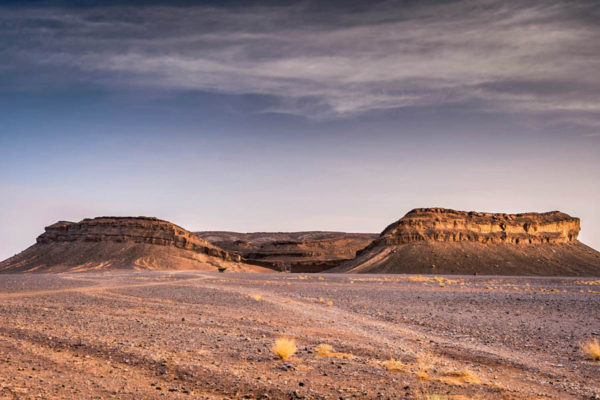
[1,0,599,125]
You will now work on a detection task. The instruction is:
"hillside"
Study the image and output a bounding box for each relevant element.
[195,231,377,272]
[0,217,268,273]
[332,208,600,275]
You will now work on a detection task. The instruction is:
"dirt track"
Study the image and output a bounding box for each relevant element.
[0,272,598,399]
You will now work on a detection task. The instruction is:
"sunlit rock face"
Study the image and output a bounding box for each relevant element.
[36,217,240,261]
[333,208,600,276]
[376,208,580,246]
[0,217,270,273]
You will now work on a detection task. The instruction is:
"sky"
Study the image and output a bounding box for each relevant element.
[1,0,599,260]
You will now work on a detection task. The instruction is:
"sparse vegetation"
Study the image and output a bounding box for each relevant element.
[250,294,262,301]
[273,337,296,361]
[217,266,227,273]
[442,369,480,384]
[581,338,600,361]
[315,343,353,359]
[382,358,410,373]
[315,344,333,356]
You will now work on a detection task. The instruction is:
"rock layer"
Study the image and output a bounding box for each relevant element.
[195,231,378,272]
[374,208,580,247]
[0,217,268,273]
[334,208,600,275]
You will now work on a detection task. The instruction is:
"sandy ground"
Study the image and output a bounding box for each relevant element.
[0,272,598,400]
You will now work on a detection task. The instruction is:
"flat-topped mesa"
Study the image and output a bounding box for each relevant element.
[333,208,600,275]
[36,216,241,262]
[376,208,580,247]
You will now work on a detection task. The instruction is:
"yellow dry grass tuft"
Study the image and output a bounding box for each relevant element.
[581,338,600,361]
[576,280,600,285]
[250,294,262,301]
[326,300,334,306]
[442,369,481,385]
[315,344,333,356]
[407,275,458,285]
[273,337,297,361]
[382,358,410,373]
[315,343,353,359]
[424,394,473,400]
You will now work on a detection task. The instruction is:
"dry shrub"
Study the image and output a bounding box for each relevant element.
[382,358,410,373]
[424,394,473,400]
[326,300,333,306]
[581,338,600,361]
[443,369,480,384]
[273,338,296,361]
[250,294,262,301]
[317,276,325,280]
[315,344,353,359]
[407,275,457,285]
[315,344,333,356]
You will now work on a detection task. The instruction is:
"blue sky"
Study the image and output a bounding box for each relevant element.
[1,0,599,259]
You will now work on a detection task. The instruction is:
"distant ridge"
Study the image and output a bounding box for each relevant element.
[195,231,377,272]
[332,208,600,275]
[0,217,268,273]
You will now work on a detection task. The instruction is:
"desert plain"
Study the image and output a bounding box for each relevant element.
[0,271,598,400]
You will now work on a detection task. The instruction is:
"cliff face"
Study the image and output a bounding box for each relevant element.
[373,208,580,248]
[334,208,600,276]
[0,217,270,273]
[37,217,241,262]
[195,231,378,272]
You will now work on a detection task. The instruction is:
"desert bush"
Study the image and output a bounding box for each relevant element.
[314,343,353,359]
[273,337,296,361]
[217,266,227,273]
[315,344,333,356]
[443,369,480,384]
[581,338,600,361]
[382,358,409,373]
[250,294,262,301]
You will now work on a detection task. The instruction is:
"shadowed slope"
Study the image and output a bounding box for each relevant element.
[333,208,600,275]
[0,217,268,273]
[195,231,377,272]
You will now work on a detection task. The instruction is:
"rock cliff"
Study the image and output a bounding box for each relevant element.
[372,208,580,247]
[333,208,600,275]
[0,217,268,273]
[195,231,378,272]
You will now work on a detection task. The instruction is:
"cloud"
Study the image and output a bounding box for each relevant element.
[1,0,599,123]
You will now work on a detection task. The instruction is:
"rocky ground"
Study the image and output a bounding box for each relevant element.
[0,272,598,400]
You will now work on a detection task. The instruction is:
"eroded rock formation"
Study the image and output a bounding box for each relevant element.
[373,208,580,247]
[38,217,241,261]
[195,231,378,272]
[0,217,268,273]
[334,208,600,275]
